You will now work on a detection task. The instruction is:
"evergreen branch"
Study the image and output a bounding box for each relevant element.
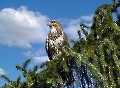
[66,47,109,87]
[0,75,11,83]
[33,65,38,72]
[80,24,90,37]
[16,65,22,71]
[111,0,120,12]
[16,76,21,87]
[40,61,48,68]
[80,23,90,29]
[77,30,82,41]
[22,59,31,71]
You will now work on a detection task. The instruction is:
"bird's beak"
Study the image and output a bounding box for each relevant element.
[47,22,52,27]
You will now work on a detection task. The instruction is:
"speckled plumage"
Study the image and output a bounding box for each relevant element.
[45,20,74,86]
[45,20,69,60]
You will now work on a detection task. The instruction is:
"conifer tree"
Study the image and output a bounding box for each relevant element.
[1,0,120,88]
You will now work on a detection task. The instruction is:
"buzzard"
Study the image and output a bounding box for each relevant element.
[45,20,69,60]
[45,20,74,86]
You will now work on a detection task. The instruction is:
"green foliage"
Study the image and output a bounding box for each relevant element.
[71,0,120,87]
[1,0,120,88]
[1,59,51,88]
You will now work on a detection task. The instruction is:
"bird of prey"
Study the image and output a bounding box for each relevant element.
[45,20,69,60]
[45,20,74,86]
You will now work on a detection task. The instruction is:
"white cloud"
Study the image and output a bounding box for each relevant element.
[0,68,5,75]
[64,23,80,39]
[80,14,93,21]
[59,14,93,40]
[23,49,49,65]
[23,48,46,57]
[0,6,50,48]
[0,6,93,48]
[33,56,49,64]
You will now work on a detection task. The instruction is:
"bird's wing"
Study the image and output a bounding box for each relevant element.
[45,37,53,60]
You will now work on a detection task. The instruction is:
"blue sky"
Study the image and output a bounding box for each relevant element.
[0,0,112,86]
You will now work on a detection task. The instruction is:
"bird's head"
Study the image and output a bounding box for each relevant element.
[47,20,63,34]
[47,20,61,28]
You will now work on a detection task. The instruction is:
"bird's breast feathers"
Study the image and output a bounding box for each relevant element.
[49,35,64,47]
[50,27,57,34]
